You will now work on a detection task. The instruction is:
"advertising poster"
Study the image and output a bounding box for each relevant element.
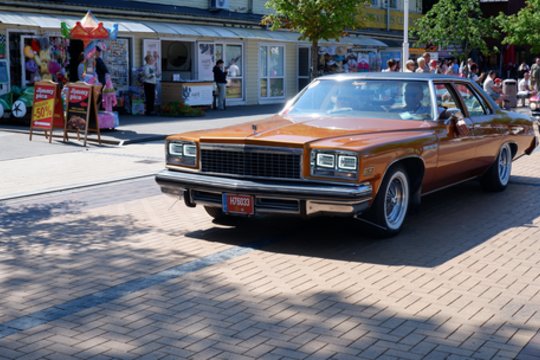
[102,38,130,90]
[31,82,57,130]
[29,81,64,143]
[66,84,91,131]
[142,39,161,66]
[197,42,214,81]
[65,83,101,147]
[183,84,213,106]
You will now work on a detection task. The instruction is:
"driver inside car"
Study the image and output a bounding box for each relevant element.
[402,83,431,116]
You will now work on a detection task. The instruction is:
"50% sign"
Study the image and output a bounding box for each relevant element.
[32,99,55,123]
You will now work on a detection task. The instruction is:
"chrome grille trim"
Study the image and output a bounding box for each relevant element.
[200,144,303,180]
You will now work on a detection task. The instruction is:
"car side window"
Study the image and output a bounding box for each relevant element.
[435,83,461,112]
[453,83,491,117]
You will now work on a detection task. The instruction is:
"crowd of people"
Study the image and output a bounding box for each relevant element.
[384,52,540,108]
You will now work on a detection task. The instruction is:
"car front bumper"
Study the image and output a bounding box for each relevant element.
[155,169,373,216]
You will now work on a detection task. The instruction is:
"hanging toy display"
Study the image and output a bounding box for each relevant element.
[61,11,117,84]
[98,73,119,129]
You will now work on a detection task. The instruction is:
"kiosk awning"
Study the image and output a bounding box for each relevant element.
[0,11,387,47]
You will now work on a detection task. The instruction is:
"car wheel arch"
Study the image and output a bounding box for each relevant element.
[508,142,518,159]
[375,156,425,197]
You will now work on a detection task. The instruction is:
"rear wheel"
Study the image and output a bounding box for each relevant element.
[481,143,512,192]
[367,165,410,237]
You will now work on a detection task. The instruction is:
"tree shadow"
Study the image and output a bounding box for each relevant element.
[186,177,540,268]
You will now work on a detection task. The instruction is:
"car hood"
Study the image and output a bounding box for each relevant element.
[169,114,434,147]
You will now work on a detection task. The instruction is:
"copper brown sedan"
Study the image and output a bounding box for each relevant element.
[156,73,537,236]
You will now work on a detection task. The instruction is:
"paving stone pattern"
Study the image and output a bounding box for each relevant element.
[1,154,540,359]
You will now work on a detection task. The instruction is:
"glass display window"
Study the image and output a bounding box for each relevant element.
[215,43,243,100]
[259,44,285,100]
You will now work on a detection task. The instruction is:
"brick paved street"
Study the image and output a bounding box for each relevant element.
[1,150,539,359]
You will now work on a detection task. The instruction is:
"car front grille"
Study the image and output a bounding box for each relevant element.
[200,145,302,180]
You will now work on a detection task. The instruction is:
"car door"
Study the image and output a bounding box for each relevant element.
[451,82,499,172]
[429,82,478,190]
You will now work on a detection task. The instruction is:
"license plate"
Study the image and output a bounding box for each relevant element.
[222,193,254,215]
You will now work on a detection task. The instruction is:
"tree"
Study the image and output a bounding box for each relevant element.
[411,0,496,61]
[499,0,540,53]
[262,0,370,80]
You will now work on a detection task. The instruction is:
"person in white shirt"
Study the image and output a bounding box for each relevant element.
[143,54,160,115]
[404,59,415,72]
[415,57,427,73]
[518,70,535,106]
[484,71,506,107]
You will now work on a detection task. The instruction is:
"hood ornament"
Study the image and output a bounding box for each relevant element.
[251,124,258,135]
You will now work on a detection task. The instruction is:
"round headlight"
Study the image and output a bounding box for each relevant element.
[531,102,538,110]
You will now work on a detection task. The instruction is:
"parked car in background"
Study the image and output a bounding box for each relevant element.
[528,93,540,124]
[156,73,537,236]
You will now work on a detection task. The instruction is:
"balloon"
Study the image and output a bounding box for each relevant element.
[48,61,61,74]
[24,45,34,59]
[39,37,49,51]
[84,41,96,60]
[108,24,118,40]
[25,59,38,73]
[31,39,40,53]
[60,22,71,39]
[33,54,42,66]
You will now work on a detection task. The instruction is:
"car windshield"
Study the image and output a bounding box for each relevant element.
[287,79,434,121]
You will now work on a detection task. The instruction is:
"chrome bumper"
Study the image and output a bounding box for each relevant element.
[155,169,373,216]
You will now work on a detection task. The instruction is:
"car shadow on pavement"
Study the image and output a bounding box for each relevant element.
[186,176,540,268]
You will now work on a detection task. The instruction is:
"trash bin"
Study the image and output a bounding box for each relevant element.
[503,79,518,108]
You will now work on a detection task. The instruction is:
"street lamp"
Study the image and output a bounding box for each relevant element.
[402,0,409,71]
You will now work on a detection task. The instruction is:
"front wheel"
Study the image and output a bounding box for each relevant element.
[367,165,410,237]
[481,143,512,192]
[204,206,243,225]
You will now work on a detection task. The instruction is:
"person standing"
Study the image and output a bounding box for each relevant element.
[404,59,416,72]
[143,54,159,116]
[484,70,506,107]
[382,59,397,72]
[94,46,109,85]
[421,52,431,72]
[518,61,530,79]
[531,58,540,91]
[213,59,227,110]
[415,57,427,73]
[77,53,85,82]
[518,70,535,106]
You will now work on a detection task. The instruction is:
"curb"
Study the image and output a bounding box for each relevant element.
[0,173,157,202]
[0,127,166,146]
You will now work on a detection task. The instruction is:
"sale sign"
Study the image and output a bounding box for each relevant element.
[29,81,64,143]
[31,82,57,129]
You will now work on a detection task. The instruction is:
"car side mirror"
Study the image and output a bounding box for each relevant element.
[438,107,461,124]
[439,108,469,137]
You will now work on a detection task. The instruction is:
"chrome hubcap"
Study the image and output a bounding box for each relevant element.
[498,146,511,185]
[384,172,408,230]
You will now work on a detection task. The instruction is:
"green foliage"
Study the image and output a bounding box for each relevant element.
[411,0,496,60]
[262,0,370,79]
[161,102,204,117]
[262,0,369,43]
[499,0,540,53]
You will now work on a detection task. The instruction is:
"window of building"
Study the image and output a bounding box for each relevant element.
[260,45,285,99]
[298,47,310,92]
[215,43,243,100]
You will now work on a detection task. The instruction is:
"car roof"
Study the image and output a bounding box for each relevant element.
[318,72,467,82]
